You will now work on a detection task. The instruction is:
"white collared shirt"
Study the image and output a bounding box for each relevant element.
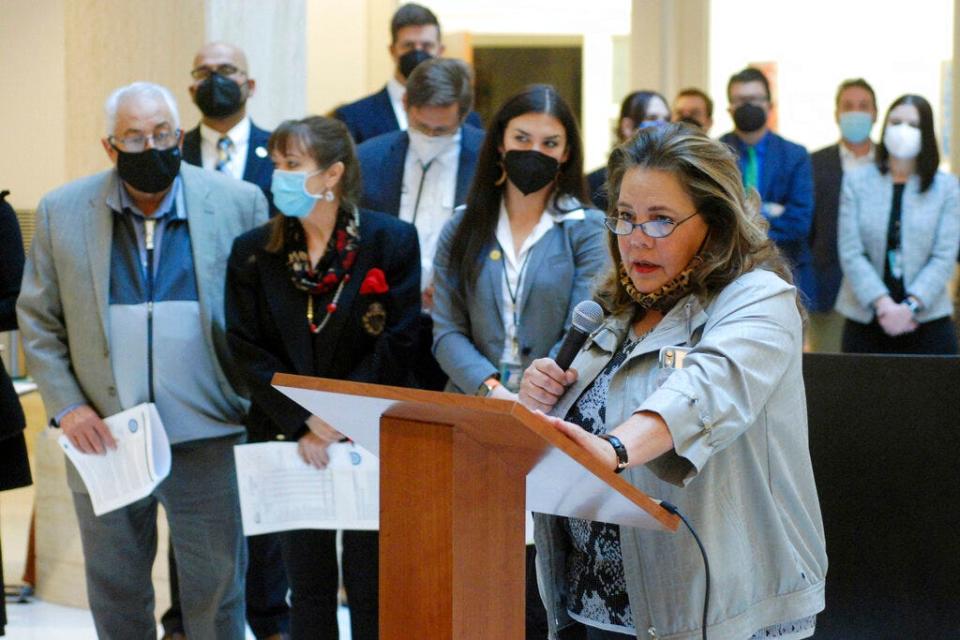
[400,129,462,290]
[838,140,875,172]
[386,77,408,131]
[199,116,251,180]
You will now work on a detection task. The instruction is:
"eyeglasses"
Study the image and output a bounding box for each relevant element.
[190,64,244,80]
[730,96,769,108]
[604,211,700,238]
[108,129,182,153]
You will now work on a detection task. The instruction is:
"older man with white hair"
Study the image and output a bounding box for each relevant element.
[17,81,268,638]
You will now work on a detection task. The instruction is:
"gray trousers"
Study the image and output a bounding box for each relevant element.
[70,434,247,640]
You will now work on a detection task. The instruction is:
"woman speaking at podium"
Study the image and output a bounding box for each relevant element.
[225,116,421,640]
[519,125,827,640]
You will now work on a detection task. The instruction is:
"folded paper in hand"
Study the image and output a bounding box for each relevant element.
[234,442,379,535]
[58,403,171,516]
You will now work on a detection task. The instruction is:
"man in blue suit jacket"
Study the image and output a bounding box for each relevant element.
[174,42,288,640]
[182,42,274,212]
[334,3,481,144]
[720,67,815,302]
[357,58,482,390]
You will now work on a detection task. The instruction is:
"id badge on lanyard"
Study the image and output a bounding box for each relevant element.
[499,244,531,393]
[887,248,903,280]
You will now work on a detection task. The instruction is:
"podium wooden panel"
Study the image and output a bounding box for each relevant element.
[273,374,679,640]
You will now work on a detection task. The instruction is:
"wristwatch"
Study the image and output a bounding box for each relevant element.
[904,297,921,316]
[598,433,629,474]
[475,377,501,397]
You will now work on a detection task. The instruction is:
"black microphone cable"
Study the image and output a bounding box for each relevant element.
[659,500,710,640]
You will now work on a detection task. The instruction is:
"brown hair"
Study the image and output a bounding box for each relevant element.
[448,84,587,287]
[596,123,800,316]
[405,57,473,118]
[264,116,361,252]
[390,3,440,44]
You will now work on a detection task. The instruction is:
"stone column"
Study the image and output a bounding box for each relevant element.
[630,0,710,101]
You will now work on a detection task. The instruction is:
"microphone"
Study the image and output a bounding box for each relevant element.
[554,300,604,370]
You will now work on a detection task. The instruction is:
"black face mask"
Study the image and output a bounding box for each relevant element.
[194,73,244,118]
[503,150,560,196]
[116,146,182,193]
[676,116,705,131]
[398,49,433,79]
[732,103,767,133]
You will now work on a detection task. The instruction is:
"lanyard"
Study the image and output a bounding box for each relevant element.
[498,241,533,359]
[411,159,434,225]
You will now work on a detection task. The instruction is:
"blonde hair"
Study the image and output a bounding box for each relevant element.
[596,123,800,316]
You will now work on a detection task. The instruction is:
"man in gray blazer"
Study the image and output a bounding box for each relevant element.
[17,82,268,639]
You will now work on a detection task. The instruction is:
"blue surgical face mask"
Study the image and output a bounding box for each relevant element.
[271,169,322,218]
[639,119,667,129]
[838,111,874,144]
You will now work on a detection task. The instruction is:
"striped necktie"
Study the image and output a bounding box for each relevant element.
[216,136,232,173]
[743,145,758,191]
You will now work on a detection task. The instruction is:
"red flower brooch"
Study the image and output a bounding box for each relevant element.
[359,268,389,295]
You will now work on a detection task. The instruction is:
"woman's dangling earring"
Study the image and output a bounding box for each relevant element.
[323,189,335,202]
[494,158,507,187]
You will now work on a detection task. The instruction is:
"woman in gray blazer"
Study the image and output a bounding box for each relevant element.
[432,84,607,399]
[835,94,959,354]
[431,84,607,639]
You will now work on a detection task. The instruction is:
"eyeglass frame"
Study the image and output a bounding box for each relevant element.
[604,211,701,238]
[108,128,183,153]
[190,63,246,81]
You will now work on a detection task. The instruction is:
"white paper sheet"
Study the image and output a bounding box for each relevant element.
[234,441,379,535]
[58,403,171,516]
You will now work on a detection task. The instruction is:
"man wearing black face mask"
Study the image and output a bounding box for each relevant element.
[334,3,481,144]
[720,67,815,304]
[17,82,267,639]
[174,45,288,640]
[182,42,274,211]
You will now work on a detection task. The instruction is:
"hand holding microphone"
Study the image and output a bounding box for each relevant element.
[519,300,603,414]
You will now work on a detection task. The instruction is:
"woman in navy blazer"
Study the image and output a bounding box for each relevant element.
[431,84,607,639]
[835,94,959,354]
[225,116,420,640]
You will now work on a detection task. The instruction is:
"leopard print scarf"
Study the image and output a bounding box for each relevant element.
[619,255,704,312]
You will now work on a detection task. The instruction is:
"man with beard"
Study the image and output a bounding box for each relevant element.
[183,42,274,211]
[17,82,266,639]
[720,67,815,304]
[334,3,481,144]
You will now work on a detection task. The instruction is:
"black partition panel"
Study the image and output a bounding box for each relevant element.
[803,353,960,639]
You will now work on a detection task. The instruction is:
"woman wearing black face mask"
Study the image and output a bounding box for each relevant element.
[431,84,608,639]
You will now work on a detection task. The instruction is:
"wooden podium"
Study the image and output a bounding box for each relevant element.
[273,374,679,640]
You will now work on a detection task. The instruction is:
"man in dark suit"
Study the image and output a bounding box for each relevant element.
[809,78,878,352]
[357,57,482,390]
[182,42,274,210]
[168,42,289,640]
[334,3,481,144]
[720,67,815,303]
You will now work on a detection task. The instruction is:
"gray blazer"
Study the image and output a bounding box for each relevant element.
[835,164,960,323]
[535,269,826,639]
[432,199,608,394]
[17,164,267,422]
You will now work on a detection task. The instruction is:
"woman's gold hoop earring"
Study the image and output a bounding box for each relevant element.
[494,160,507,186]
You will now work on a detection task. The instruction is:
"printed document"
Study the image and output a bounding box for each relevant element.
[59,403,171,516]
[234,441,379,535]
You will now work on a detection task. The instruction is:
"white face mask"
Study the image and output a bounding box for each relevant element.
[883,123,922,160]
[408,128,457,165]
